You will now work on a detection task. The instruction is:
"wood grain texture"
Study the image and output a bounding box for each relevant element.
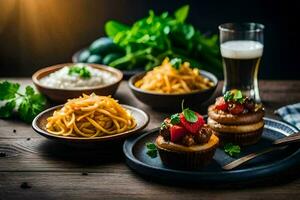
[1,79,300,200]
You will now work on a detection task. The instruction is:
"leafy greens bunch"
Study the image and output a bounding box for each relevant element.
[105,5,222,76]
[0,81,47,123]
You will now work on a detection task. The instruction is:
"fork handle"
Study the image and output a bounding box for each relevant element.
[222,146,286,170]
[273,132,300,146]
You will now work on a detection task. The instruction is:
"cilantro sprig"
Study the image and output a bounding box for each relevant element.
[0,81,47,123]
[145,142,157,158]
[224,143,241,157]
[181,100,198,123]
[68,65,91,78]
[224,90,244,104]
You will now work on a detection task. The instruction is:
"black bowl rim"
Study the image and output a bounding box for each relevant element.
[128,70,218,96]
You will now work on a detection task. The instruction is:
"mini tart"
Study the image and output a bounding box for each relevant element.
[208,105,264,125]
[207,117,264,146]
[155,134,219,169]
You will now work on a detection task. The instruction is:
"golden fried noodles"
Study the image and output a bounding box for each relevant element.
[134,58,214,94]
[46,94,136,137]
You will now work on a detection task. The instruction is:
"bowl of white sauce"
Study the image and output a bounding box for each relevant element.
[32,63,123,102]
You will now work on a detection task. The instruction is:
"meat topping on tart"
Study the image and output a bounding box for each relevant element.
[214,89,263,115]
[159,105,213,147]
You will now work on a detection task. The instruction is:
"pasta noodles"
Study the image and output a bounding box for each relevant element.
[135,58,214,94]
[46,94,136,137]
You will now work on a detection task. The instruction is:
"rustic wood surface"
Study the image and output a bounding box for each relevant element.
[0,79,300,200]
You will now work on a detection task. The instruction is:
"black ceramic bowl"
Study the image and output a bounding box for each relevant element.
[128,70,218,110]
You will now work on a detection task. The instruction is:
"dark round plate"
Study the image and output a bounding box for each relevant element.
[123,118,299,184]
[32,104,149,144]
[72,48,144,79]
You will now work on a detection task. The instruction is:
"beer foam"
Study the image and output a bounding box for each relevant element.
[221,40,263,59]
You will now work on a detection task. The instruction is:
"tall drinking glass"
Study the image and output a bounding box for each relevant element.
[219,23,264,102]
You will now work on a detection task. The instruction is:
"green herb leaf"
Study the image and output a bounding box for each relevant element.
[160,121,167,129]
[174,5,189,23]
[224,90,244,103]
[233,90,244,103]
[146,149,157,158]
[103,5,221,74]
[224,143,241,157]
[0,100,16,118]
[146,142,157,158]
[170,58,182,69]
[25,86,35,96]
[0,81,20,100]
[105,20,130,38]
[0,81,47,123]
[146,142,156,150]
[224,91,233,102]
[170,113,180,124]
[18,88,47,123]
[68,65,91,79]
[183,108,198,123]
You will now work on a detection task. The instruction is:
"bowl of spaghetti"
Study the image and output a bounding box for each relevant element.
[129,58,218,109]
[32,94,149,143]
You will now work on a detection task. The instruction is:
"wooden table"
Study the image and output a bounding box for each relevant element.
[1,79,300,200]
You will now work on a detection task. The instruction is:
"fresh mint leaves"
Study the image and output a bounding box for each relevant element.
[146,142,157,158]
[224,143,241,157]
[0,81,47,123]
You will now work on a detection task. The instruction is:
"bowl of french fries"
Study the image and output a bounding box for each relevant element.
[128,58,218,110]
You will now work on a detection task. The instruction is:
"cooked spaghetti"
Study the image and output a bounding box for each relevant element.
[46,94,136,137]
[134,58,214,94]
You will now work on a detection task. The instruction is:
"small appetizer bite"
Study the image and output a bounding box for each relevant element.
[155,104,219,169]
[208,90,264,146]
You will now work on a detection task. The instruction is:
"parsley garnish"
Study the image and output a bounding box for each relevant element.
[160,121,167,129]
[170,58,182,70]
[68,65,91,78]
[224,143,241,157]
[181,100,198,123]
[224,90,244,104]
[170,113,180,124]
[146,142,157,158]
[0,81,47,123]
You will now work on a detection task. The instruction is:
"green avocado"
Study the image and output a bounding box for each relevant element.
[89,37,122,56]
[102,53,123,65]
[78,49,90,62]
[87,55,102,64]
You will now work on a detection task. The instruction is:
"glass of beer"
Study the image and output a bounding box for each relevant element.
[219,23,264,102]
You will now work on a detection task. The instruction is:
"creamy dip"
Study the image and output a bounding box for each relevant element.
[39,64,117,89]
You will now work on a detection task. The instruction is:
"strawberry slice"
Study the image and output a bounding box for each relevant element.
[170,125,187,143]
[229,103,244,115]
[179,113,205,134]
[215,97,228,111]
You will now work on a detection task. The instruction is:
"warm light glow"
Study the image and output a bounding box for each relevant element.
[0,0,107,65]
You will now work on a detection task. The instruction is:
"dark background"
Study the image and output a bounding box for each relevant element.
[0,0,298,79]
